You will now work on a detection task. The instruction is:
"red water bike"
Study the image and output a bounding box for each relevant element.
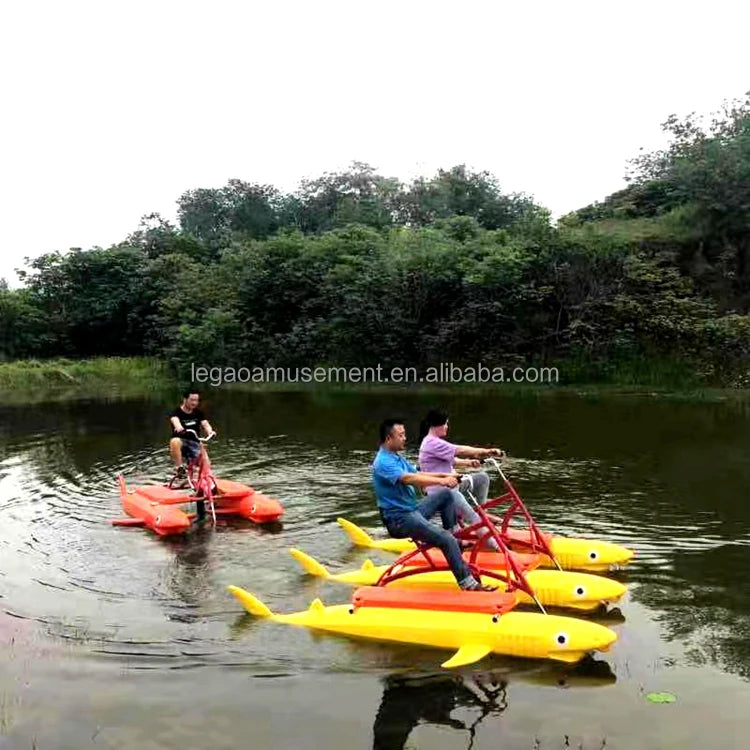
[112,430,284,536]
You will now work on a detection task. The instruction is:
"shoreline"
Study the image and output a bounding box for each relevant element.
[1,356,749,405]
[0,357,174,405]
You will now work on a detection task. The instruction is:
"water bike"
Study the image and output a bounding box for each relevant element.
[288,549,625,612]
[111,430,284,535]
[228,471,620,668]
[227,585,618,668]
[231,490,620,665]
[337,458,634,572]
[289,471,627,612]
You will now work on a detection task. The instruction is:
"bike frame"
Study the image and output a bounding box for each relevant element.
[374,468,558,613]
[167,431,218,523]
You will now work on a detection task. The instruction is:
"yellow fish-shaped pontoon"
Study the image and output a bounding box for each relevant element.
[336,518,634,573]
[227,585,618,667]
[289,549,626,612]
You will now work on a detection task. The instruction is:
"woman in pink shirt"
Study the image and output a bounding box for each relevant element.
[418,409,503,549]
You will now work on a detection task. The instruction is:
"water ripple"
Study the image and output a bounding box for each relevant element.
[0,395,749,690]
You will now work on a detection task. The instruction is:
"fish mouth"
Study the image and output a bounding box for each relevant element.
[548,650,588,664]
[549,631,618,662]
[601,582,628,602]
[610,548,635,567]
[563,591,625,611]
[593,630,618,652]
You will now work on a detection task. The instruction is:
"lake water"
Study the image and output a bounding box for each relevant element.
[1,389,750,749]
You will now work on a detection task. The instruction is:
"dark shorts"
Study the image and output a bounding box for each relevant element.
[180,438,201,463]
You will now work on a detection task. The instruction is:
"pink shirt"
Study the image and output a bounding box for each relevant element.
[419,435,458,494]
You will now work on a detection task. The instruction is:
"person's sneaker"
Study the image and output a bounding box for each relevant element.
[176,465,188,479]
[461,578,498,592]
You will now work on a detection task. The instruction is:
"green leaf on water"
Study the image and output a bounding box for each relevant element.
[646,691,676,703]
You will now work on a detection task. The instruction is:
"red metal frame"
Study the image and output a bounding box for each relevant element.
[456,475,557,566]
[167,444,217,509]
[375,504,537,600]
[374,473,559,603]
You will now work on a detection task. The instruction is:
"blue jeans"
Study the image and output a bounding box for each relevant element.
[381,489,473,586]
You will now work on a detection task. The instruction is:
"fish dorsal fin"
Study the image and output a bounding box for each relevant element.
[361,559,375,571]
[441,644,492,669]
[308,598,325,613]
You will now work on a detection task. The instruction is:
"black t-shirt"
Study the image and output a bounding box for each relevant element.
[170,407,206,441]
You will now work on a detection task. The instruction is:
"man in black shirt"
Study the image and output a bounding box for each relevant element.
[169,390,215,478]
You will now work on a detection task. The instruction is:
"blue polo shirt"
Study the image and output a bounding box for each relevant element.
[372,447,418,515]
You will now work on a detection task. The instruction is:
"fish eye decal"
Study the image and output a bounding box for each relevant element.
[575,586,586,597]
[589,550,599,560]
[554,632,569,646]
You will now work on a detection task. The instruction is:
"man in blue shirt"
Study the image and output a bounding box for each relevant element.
[372,418,495,592]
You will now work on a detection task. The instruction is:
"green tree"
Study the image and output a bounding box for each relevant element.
[177,179,280,246]
[17,248,149,356]
[126,213,207,261]
[294,162,401,233]
[0,288,51,359]
[399,165,544,231]
[626,92,750,307]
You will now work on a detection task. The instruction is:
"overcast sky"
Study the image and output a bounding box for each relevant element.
[1,0,748,285]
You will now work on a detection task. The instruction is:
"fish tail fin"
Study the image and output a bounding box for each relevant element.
[337,517,375,547]
[117,473,127,499]
[289,548,330,579]
[227,586,273,617]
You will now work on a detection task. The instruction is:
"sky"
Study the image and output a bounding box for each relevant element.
[1,0,748,285]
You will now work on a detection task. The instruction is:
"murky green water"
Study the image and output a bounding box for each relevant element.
[1,390,750,749]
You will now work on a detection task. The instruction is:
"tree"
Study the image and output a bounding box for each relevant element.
[625,92,750,307]
[0,288,52,359]
[125,213,207,260]
[177,179,280,245]
[294,162,401,233]
[399,165,544,231]
[176,187,230,245]
[17,248,149,356]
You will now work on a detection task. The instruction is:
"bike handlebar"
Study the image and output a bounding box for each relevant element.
[483,456,507,483]
[180,428,216,442]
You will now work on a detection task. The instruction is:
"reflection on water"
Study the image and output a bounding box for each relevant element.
[2,390,750,747]
[373,671,509,750]
[373,659,617,750]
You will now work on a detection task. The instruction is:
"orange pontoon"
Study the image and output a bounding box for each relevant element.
[112,431,283,535]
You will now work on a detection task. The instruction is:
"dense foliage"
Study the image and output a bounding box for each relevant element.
[3,94,750,386]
